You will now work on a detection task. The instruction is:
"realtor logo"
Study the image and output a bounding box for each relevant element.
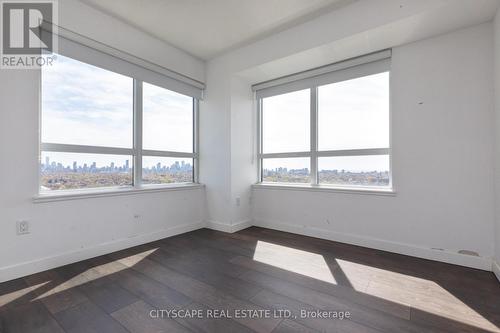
[1,0,57,68]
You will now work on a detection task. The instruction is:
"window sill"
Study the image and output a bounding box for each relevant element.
[33,183,205,203]
[252,183,396,196]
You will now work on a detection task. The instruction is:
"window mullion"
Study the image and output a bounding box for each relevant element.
[257,98,263,182]
[193,98,199,183]
[40,143,133,155]
[133,80,143,188]
[310,87,318,185]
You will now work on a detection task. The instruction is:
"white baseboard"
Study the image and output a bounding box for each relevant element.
[0,221,205,283]
[493,260,500,283]
[253,219,492,271]
[4,217,492,283]
[206,219,252,233]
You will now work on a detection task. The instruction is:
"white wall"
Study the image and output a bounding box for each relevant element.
[229,76,257,225]
[494,8,500,276]
[0,0,206,283]
[253,23,496,270]
[199,61,232,226]
[200,0,498,237]
[198,66,255,231]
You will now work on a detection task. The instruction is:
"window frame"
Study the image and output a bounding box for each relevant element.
[38,67,199,196]
[257,65,393,192]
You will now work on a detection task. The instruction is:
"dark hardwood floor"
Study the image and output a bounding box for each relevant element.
[0,227,499,333]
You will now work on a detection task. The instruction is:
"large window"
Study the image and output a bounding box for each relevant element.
[141,82,195,185]
[40,54,198,192]
[258,58,391,190]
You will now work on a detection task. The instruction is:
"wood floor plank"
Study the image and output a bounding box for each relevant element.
[229,252,410,321]
[0,277,37,310]
[0,300,65,333]
[158,241,250,278]
[250,288,382,333]
[148,248,262,301]
[182,231,257,258]
[239,269,439,333]
[272,319,320,333]
[77,278,139,314]
[54,300,129,333]
[174,302,257,333]
[111,300,191,333]
[410,307,496,333]
[111,252,282,333]
[23,270,89,314]
[113,269,192,309]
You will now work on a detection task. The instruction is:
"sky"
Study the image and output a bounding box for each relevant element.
[41,54,193,169]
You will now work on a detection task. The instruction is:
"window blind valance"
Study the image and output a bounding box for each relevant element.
[41,23,205,99]
[253,49,391,99]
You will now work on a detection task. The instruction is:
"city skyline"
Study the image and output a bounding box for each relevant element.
[40,157,192,174]
[263,166,390,186]
[40,157,194,191]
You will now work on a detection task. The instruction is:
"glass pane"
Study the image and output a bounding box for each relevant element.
[262,89,310,153]
[262,158,310,183]
[41,54,133,148]
[40,152,132,191]
[142,156,193,184]
[143,82,193,153]
[318,72,389,151]
[318,155,390,187]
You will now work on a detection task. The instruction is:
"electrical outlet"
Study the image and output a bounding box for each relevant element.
[16,220,30,235]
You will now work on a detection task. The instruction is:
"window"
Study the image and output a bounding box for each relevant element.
[262,89,310,154]
[141,82,194,185]
[143,82,193,153]
[40,54,198,193]
[257,56,391,190]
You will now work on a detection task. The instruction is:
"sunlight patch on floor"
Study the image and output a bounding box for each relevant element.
[253,240,337,284]
[335,259,499,332]
[0,281,50,307]
[251,240,497,332]
[116,248,158,268]
[35,248,158,301]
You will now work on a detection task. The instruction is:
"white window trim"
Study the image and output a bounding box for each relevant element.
[255,52,393,194]
[34,183,205,203]
[38,74,200,200]
[252,183,395,196]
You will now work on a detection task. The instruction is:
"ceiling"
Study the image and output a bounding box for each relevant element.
[79,0,354,60]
